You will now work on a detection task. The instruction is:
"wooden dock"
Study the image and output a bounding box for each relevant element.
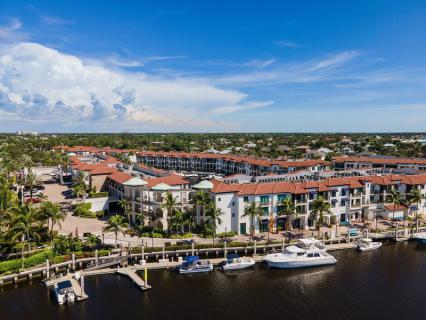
[117,267,151,290]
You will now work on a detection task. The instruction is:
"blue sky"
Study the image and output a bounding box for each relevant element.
[0,0,425,132]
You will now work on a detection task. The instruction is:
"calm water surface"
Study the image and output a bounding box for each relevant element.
[1,242,426,320]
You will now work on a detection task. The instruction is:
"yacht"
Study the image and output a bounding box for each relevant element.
[411,232,426,244]
[357,238,382,251]
[263,239,337,269]
[53,280,75,305]
[219,253,255,271]
[177,256,213,274]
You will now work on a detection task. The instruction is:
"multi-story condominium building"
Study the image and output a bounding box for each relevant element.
[209,174,426,235]
[136,151,329,176]
[107,172,192,230]
[333,156,426,171]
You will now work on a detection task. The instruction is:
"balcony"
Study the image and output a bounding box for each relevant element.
[257,200,272,206]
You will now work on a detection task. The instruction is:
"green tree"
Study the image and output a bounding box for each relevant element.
[25,170,41,200]
[310,196,331,238]
[408,189,425,233]
[242,201,263,242]
[119,198,132,226]
[8,204,43,266]
[385,189,404,240]
[161,192,178,231]
[206,203,223,246]
[280,198,297,231]
[193,190,211,223]
[103,215,127,247]
[39,201,65,243]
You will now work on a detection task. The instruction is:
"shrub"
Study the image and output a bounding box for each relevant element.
[73,202,92,216]
[0,250,53,275]
[217,231,236,238]
[89,191,108,198]
[96,211,105,218]
[170,233,193,239]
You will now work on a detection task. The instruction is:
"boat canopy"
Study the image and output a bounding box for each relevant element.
[285,245,306,254]
[299,238,321,246]
[226,253,239,260]
[361,238,372,242]
[185,255,200,263]
[57,280,72,290]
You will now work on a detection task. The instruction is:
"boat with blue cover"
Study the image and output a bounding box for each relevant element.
[53,280,75,305]
[177,256,213,274]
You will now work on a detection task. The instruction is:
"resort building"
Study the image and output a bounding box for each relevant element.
[333,156,426,172]
[135,151,329,176]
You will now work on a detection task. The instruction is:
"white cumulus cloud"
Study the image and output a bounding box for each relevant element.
[0,42,269,131]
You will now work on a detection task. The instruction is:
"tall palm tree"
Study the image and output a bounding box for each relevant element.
[193,190,211,223]
[170,209,185,234]
[242,201,263,242]
[386,189,403,240]
[206,203,223,246]
[8,204,43,266]
[161,192,178,231]
[408,189,424,233]
[280,198,297,231]
[310,196,331,238]
[103,215,127,247]
[39,201,65,243]
[119,198,132,226]
[25,170,41,200]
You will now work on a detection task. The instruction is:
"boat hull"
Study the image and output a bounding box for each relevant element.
[358,242,382,252]
[222,260,255,271]
[265,257,336,269]
[178,264,213,274]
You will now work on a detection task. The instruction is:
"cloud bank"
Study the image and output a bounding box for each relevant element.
[0,42,270,131]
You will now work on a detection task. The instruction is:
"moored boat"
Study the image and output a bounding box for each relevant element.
[177,256,213,274]
[219,253,255,271]
[263,239,337,269]
[357,238,382,251]
[53,280,75,305]
[411,232,426,244]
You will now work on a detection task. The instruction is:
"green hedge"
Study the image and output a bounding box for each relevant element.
[89,191,108,198]
[0,249,110,275]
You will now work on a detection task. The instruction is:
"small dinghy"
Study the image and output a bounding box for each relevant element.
[219,253,255,271]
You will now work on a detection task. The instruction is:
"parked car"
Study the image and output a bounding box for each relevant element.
[25,197,42,204]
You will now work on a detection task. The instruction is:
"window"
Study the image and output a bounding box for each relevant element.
[232,201,235,206]
[243,196,249,202]
[307,253,314,258]
[314,253,320,257]
[260,195,270,203]
[218,197,221,202]
[277,194,287,202]
[232,213,235,217]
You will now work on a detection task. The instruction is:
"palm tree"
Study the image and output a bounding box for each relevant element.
[408,189,424,233]
[310,196,331,238]
[161,192,178,232]
[170,209,185,234]
[103,215,128,247]
[280,198,297,231]
[242,201,263,242]
[8,204,43,266]
[386,189,403,240]
[25,170,41,200]
[39,201,65,243]
[193,190,211,223]
[119,198,132,226]
[206,203,223,246]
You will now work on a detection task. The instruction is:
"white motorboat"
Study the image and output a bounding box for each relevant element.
[357,238,382,251]
[263,239,337,269]
[411,232,426,244]
[177,256,213,274]
[219,253,255,271]
[53,280,75,305]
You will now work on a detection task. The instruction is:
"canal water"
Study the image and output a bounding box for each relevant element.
[1,242,426,320]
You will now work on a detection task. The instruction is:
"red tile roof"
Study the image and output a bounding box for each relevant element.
[146,174,190,188]
[108,171,132,184]
[384,204,407,211]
